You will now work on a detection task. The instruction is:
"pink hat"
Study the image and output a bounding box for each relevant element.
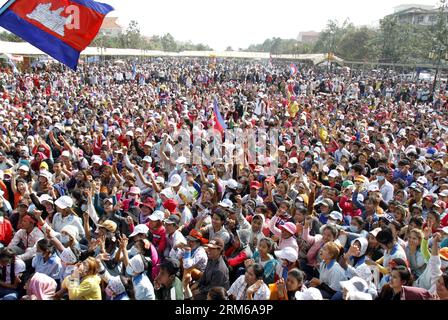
[279,222,297,235]
[128,186,141,195]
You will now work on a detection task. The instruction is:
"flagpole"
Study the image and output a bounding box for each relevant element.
[0,0,16,16]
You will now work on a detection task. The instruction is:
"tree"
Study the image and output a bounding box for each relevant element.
[225,46,233,51]
[0,31,23,42]
[161,33,178,52]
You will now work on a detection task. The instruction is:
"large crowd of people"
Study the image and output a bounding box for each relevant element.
[0,57,447,300]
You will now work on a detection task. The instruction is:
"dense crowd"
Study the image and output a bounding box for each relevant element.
[0,57,447,300]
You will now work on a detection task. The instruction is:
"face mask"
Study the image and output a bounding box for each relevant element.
[305,157,311,162]
[349,225,358,233]
[176,165,182,171]
[81,204,87,212]
[60,235,70,244]
[327,219,336,225]
[377,175,385,181]
[207,175,215,182]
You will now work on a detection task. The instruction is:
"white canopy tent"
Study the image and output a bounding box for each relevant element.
[0,41,344,65]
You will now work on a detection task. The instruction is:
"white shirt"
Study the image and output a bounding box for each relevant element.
[2,258,26,283]
[165,230,187,259]
[369,179,394,204]
[51,213,85,239]
[318,260,347,292]
[8,227,44,261]
[228,275,270,300]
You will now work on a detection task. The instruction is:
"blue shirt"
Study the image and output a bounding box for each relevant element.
[32,253,62,280]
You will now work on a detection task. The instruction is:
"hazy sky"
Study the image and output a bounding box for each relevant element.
[1,0,441,50]
[102,0,439,50]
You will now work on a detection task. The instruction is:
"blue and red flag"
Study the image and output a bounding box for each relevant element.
[0,0,113,70]
[213,98,227,134]
[290,63,298,76]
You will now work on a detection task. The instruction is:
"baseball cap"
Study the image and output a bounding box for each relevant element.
[205,237,224,250]
[39,194,53,204]
[274,247,298,262]
[321,198,334,208]
[98,220,117,233]
[440,248,448,261]
[18,165,30,172]
[128,186,141,195]
[148,210,165,221]
[279,222,297,235]
[139,197,156,210]
[163,199,178,214]
[342,180,354,188]
[129,224,149,238]
[61,150,70,158]
[218,199,233,209]
[226,179,239,190]
[250,181,262,190]
[329,211,343,221]
[367,184,380,192]
[164,215,180,225]
[295,288,323,300]
[439,190,448,197]
[176,156,187,165]
[328,170,339,178]
[369,227,382,237]
[168,174,182,187]
[39,170,52,181]
[186,229,205,243]
[55,196,74,209]
[142,156,153,163]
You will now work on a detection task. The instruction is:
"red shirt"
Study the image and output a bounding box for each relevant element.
[0,218,13,246]
[146,224,167,256]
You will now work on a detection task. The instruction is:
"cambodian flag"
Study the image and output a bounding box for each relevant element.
[0,0,114,70]
[290,63,298,76]
[213,98,227,134]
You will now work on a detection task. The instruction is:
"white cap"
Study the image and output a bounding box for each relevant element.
[39,170,53,181]
[18,165,30,172]
[144,141,153,147]
[168,174,182,187]
[218,199,233,208]
[288,157,299,164]
[439,190,448,197]
[417,176,428,185]
[39,194,53,204]
[129,224,149,238]
[329,211,343,221]
[155,176,165,185]
[148,210,165,221]
[367,184,380,192]
[226,179,239,190]
[125,130,134,137]
[55,196,74,209]
[274,247,298,263]
[176,156,187,165]
[93,158,102,165]
[328,170,339,178]
[142,156,153,163]
[278,146,286,152]
[295,288,323,300]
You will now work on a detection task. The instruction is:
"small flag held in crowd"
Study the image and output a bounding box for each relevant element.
[213,97,227,134]
[0,0,114,70]
[290,63,298,76]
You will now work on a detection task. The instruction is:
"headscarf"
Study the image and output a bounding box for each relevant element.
[26,273,57,300]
